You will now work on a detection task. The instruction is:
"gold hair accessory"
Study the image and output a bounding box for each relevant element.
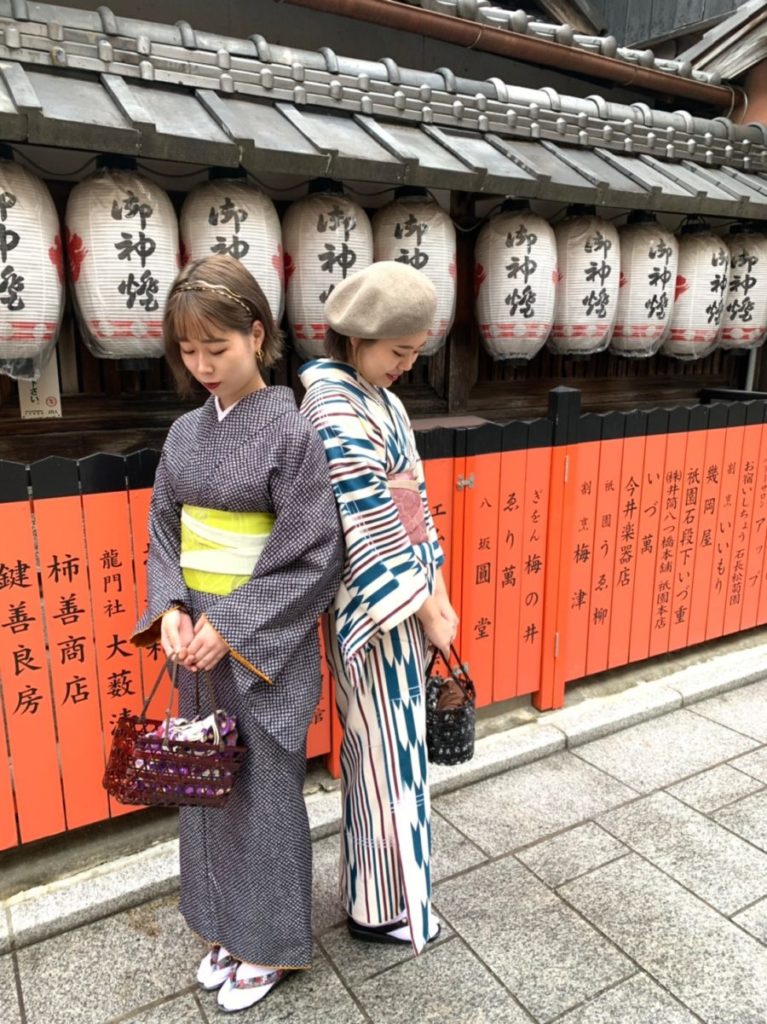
[175,280,253,316]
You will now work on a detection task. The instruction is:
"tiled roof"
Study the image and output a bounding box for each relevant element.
[0,2,766,218]
[397,0,723,84]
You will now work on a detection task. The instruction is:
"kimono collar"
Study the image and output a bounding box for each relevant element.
[298,358,388,407]
[204,385,296,426]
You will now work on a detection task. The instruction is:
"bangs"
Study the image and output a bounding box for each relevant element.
[164,289,248,346]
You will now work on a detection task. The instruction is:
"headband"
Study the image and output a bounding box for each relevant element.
[174,280,253,317]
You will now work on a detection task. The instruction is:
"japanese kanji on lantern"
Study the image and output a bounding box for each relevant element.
[611,212,678,358]
[282,182,373,360]
[550,205,620,356]
[718,223,767,352]
[372,188,455,356]
[662,220,729,361]
[65,166,179,359]
[0,158,64,380]
[474,200,557,361]
[180,177,284,323]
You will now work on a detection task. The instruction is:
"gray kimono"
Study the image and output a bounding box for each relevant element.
[133,386,343,968]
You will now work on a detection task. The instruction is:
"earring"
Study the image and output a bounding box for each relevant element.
[256,348,265,364]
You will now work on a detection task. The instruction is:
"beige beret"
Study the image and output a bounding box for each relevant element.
[324,261,437,339]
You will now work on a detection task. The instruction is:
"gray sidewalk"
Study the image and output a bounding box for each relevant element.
[2,647,767,1023]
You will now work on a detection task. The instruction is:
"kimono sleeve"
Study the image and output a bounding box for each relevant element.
[132,446,192,647]
[415,451,445,569]
[302,386,432,634]
[202,416,343,686]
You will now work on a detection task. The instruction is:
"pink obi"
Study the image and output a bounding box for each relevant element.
[388,470,428,546]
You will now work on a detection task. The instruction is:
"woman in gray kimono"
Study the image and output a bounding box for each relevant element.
[132,254,343,1013]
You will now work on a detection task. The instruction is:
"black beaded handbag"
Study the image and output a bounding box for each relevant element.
[425,645,476,766]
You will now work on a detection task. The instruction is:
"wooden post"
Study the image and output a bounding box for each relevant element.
[445,191,477,414]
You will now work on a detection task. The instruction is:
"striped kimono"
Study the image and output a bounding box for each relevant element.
[299,359,444,953]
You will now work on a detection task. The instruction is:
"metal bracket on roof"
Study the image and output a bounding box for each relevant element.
[249,34,272,63]
[434,66,457,93]
[486,77,507,103]
[379,57,400,85]
[175,20,197,50]
[318,46,339,74]
[96,5,118,35]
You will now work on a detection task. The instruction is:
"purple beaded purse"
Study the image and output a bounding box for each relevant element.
[103,661,247,809]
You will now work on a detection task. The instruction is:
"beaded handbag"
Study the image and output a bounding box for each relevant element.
[425,645,476,766]
[103,661,247,809]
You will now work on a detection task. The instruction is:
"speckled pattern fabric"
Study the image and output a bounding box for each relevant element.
[132,386,343,968]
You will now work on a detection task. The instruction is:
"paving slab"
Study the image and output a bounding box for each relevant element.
[713,790,767,853]
[0,909,9,956]
[434,751,636,856]
[198,949,365,1024]
[436,854,633,1022]
[7,839,180,948]
[597,791,767,915]
[0,954,20,1024]
[574,709,758,793]
[311,833,345,936]
[121,993,204,1024]
[734,897,767,945]
[430,809,489,882]
[556,973,700,1024]
[660,643,767,704]
[729,746,767,784]
[540,681,681,746]
[16,895,206,1024]
[666,764,764,813]
[429,721,565,797]
[353,937,532,1024]
[515,822,628,888]
[319,916,453,986]
[688,678,767,742]
[560,853,767,1024]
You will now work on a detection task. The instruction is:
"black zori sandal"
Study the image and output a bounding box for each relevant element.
[346,914,441,945]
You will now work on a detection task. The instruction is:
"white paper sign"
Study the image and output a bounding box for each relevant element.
[18,354,62,419]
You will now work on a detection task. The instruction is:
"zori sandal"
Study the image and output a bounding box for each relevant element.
[217,965,287,1013]
[346,913,441,945]
[197,945,239,991]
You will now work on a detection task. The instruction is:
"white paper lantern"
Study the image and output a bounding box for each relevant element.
[373,191,455,356]
[611,213,678,358]
[663,223,729,361]
[66,168,179,359]
[0,159,64,380]
[474,203,557,361]
[550,207,620,356]
[282,188,373,360]
[718,225,767,351]
[180,178,283,322]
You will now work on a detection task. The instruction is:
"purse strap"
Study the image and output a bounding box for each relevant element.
[426,644,474,702]
[139,660,223,747]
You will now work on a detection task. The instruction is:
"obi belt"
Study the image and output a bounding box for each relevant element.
[180,505,275,596]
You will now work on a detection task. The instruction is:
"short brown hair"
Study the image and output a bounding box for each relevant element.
[324,327,376,362]
[164,254,283,395]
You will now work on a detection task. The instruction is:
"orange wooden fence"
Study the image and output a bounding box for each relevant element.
[2,389,767,848]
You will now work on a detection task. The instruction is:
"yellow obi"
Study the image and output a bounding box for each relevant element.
[180,505,275,596]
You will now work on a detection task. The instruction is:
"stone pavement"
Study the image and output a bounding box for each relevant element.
[3,670,767,1024]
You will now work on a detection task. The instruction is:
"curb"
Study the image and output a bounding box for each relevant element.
[3,638,766,953]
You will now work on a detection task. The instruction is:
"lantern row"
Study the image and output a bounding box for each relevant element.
[1,161,764,381]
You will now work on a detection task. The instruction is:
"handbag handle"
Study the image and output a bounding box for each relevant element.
[426,643,465,677]
[139,660,223,747]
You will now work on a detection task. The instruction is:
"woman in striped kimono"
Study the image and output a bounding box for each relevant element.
[132,255,343,1012]
[299,261,459,954]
